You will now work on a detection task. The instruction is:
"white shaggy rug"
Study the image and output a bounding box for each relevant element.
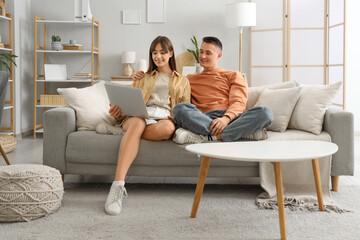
[1,183,359,240]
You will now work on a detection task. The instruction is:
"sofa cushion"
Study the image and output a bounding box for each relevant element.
[288,82,342,135]
[57,81,115,131]
[66,130,331,170]
[65,131,257,168]
[266,129,331,142]
[255,87,301,132]
[247,80,299,110]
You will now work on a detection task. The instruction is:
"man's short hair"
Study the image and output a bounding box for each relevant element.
[202,36,223,52]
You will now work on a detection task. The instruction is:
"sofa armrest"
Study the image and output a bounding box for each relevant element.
[323,107,354,176]
[43,107,76,174]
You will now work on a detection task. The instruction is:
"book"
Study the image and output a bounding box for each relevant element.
[74,73,91,76]
[71,73,92,80]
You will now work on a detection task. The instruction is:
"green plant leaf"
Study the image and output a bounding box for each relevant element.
[0,53,18,73]
[188,36,200,63]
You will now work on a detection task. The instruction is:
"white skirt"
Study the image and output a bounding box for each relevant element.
[145,105,171,125]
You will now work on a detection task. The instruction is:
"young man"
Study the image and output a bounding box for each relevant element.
[171,36,273,144]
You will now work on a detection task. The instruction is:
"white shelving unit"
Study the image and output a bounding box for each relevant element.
[0,13,15,135]
[33,16,100,138]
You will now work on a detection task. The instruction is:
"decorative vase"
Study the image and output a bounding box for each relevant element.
[51,42,63,51]
[195,63,202,73]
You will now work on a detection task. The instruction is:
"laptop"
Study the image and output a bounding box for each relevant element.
[104,83,149,119]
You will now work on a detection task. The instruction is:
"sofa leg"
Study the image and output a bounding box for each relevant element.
[61,174,65,182]
[331,176,339,192]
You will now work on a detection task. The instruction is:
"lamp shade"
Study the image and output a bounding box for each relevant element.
[122,51,136,64]
[226,2,256,28]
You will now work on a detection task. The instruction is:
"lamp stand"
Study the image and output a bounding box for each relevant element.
[123,63,134,77]
[239,26,243,73]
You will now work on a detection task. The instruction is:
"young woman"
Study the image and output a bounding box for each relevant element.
[97,36,190,215]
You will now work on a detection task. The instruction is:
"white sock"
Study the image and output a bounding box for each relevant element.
[113,180,125,187]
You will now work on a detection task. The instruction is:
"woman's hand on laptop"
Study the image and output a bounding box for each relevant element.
[109,104,123,120]
[132,71,145,81]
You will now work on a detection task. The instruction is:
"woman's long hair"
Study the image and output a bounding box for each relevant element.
[147,36,176,73]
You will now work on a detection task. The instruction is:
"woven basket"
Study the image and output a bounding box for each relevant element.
[0,164,64,222]
[0,134,17,153]
[175,52,197,74]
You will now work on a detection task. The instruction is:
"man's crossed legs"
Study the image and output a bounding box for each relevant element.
[172,102,273,144]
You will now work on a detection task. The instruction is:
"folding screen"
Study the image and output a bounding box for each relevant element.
[288,0,326,86]
[250,0,285,87]
[249,0,345,108]
[328,0,345,108]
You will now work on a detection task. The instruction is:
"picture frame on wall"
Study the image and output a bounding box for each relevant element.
[147,0,165,23]
[123,10,141,25]
[44,64,68,80]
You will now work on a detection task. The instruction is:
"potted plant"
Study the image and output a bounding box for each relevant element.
[187,35,202,73]
[51,35,63,51]
[0,52,17,73]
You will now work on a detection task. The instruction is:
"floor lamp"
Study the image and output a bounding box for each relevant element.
[226,2,256,72]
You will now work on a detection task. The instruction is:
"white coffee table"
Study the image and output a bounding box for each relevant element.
[186,140,338,240]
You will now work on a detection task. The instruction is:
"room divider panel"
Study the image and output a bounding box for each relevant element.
[250,0,285,87]
[328,0,345,108]
[249,0,346,108]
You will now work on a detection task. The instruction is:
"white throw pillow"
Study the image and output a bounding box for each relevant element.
[255,87,301,132]
[247,80,299,110]
[288,81,342,135]
[57,81,115,131]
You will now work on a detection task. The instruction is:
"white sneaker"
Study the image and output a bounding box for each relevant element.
[96,122,124,135]
[173,128,207,144]
[104,182,128,216]
[242,129,268,141]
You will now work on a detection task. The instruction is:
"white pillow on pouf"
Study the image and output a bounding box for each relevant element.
[0,164,64,222]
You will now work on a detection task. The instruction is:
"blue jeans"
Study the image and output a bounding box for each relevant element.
[173,102,274,142]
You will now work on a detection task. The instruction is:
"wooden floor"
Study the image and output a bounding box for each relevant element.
[1,135,360,186]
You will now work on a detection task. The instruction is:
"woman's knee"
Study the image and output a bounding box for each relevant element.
[158,121,175,139]
[126,117,146,131]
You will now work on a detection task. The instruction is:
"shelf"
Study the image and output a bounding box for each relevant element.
[0,13,14,136]
[36,49,98,54]
[111,76,133,81]
[3,105,13,110]
[34,15,99,139]
[36,79,93,83]
[36,104,67,108]
[0,131,13,135]
[35,128,44,133]
[36,19,98,27]
[0,15,11,21]
[0,47,13,51]
[111,81,133,86]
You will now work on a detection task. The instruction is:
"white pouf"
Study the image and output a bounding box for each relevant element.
[0,164,64,222]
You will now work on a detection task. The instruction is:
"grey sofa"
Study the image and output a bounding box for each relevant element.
[43,105,354,191]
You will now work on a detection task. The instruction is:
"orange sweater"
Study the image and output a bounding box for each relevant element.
[187,68,248,121]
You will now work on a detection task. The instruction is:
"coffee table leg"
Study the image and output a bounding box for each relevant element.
[191,156,211,218]
[273,162,286,240]
[312,158,324,211]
